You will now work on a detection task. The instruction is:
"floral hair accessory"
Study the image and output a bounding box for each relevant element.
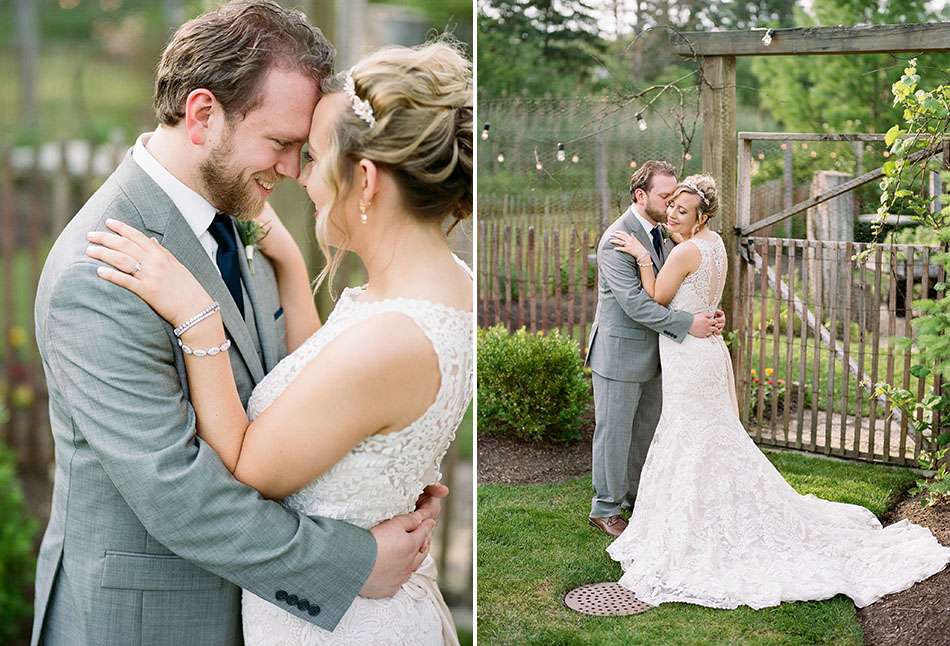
[679,181,709,208]
[343,71,376,128]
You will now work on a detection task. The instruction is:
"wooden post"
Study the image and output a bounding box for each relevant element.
[595,129,610,232]
[701,55,737,327]
[783,142,794,237]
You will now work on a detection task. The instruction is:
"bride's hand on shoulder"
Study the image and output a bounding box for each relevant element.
[251,202,299,264]
[86,218,213,328]
[610,230,651,264]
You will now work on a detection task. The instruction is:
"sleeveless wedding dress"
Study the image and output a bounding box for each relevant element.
[241,257,473,645]
[606,234,950,609]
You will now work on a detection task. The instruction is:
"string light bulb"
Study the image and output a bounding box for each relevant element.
[481,123,490,141]
[535,161,543,171]
[556,142,566,162]
[496,152,505,163]
[761,28,775,46]
[636,113,648,131]
[629,160,638,169]
[571,153,580,163]
[684,152,692,161]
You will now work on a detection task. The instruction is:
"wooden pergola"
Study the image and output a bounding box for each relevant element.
[670,23,950,325]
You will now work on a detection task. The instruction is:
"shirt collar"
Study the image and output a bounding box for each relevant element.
[631,204,658,237]
[131,132,217,239]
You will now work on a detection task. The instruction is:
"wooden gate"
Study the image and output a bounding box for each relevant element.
[732,132,946,465]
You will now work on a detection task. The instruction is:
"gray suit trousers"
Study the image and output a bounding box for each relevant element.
[590,370,662,517]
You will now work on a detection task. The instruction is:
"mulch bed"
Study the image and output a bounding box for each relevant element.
[478,407,950,645]
[858,495,950,646]
[477,406,594,485]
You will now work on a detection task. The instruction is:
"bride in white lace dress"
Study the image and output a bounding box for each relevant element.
[87,42,472,644]
[606,174,950,610]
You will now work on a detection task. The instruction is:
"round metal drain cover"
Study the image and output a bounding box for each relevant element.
[564,583,653,616]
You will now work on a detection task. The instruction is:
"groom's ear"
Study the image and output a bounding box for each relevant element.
[184,89,216,146]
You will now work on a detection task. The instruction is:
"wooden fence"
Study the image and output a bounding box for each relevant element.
[477,220,597,350]
[735,237,944,465]
[0,141,472,605]
[477,219,944,466]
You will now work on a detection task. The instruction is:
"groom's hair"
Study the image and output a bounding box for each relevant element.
[154,0,334,126]
[629,160,676,199]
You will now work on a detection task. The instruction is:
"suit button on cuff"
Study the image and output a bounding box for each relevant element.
[275,590,288,602]
[308,605,321,616]
[297,599,309,611]
[286,594,298,605]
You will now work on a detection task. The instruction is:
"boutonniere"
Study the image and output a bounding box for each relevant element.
[233,220,270,275]
[658,224,670,241]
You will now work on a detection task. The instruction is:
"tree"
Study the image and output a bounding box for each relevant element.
[873,60,950,507]
[751,0,950,135]
[477,0,606,98]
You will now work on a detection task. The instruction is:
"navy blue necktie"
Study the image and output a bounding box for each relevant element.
[650,226,664,263]
[208,213,245,318]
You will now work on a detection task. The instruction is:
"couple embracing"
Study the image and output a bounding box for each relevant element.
[32,2,471,645]
[586,161,950,610]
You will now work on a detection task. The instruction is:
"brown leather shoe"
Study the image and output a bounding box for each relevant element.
[588,514,628,537]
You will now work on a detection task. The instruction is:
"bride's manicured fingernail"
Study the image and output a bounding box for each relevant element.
[97,266,111,276]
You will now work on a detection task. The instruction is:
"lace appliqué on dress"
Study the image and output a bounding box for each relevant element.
[607,233,950,610]
[241,274,473,646]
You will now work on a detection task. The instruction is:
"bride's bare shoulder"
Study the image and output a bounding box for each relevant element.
[668,239,702,269]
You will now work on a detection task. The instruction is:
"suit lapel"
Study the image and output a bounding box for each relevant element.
[624,208,663,270]
[116,154,266,384]
[235,239,281,373]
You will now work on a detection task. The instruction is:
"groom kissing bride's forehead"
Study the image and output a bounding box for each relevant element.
[31,1,472,645]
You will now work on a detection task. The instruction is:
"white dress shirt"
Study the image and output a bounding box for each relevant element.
[131,132,221,270]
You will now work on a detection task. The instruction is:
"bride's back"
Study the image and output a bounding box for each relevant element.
[668,233,727,315]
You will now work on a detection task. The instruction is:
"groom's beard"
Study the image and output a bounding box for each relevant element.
[199,135,273,221]
[645,203,667,223]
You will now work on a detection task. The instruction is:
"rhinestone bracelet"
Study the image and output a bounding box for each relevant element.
[174,302,221,338]
[178,338,231,358]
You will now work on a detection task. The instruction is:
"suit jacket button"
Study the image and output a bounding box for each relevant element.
[308,605,320,616]
[286,594,298,605]
[275,590,288,602]
[297,598,309,611]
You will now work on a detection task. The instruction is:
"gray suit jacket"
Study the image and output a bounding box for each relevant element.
[585,205,693,382]
[32,154,376,645]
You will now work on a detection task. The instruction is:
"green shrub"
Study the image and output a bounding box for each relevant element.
[477,325,591,442]
[0,436,37,641]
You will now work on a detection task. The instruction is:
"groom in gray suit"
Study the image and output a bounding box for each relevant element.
[32,3,441,644]
[585,160,723,536]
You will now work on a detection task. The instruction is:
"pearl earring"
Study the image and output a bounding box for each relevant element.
[359,201,369,225]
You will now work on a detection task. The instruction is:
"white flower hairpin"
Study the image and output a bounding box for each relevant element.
[343,71,376,128]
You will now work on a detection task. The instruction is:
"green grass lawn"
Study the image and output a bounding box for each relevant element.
[477,449,919,646]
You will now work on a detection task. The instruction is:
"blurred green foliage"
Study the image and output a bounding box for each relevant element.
[0,1,471,145]
[0,440,37,642]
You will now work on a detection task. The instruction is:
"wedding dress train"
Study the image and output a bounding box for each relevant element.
[607,234,950,609]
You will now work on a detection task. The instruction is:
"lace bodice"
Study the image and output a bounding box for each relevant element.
[245,277,473,529]
[668,235,727,315]
[241,259,471,646]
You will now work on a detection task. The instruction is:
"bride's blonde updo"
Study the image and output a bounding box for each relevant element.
[313,38,472,292]
[672,174,719,234]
